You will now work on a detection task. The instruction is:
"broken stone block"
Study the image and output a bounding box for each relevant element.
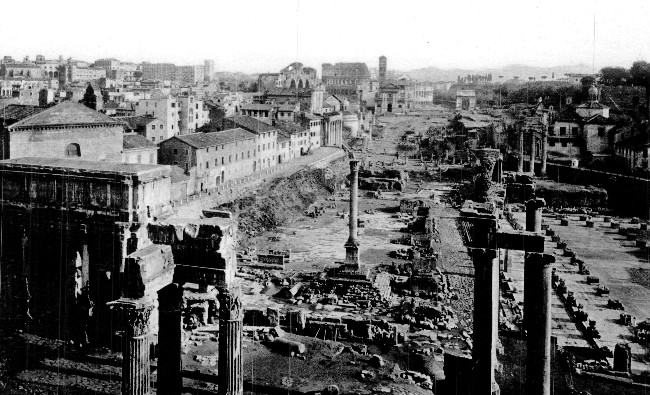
[123,244,175,299]
[370,354,385,367]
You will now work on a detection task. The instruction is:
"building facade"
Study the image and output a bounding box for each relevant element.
[321,62,370,97]
[3,101,123,162]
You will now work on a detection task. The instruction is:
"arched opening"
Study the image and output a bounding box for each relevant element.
[278,154,283,164]
[65,143,81,157]
[290,79,296,89]
[300,147,305,156]
[253,161,257,172]
[387,103,393,112]
[305,80,310,89]
[298,79,303,89]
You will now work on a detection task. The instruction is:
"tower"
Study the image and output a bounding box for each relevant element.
[379,56,387,86]
[204,59,215,82]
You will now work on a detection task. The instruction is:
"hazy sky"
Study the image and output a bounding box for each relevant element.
[1,0,649,74]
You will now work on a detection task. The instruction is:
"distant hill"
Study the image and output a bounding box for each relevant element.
[405,64,595,82]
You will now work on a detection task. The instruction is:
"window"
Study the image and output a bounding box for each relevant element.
[236,153,238,161]
[152,137,156,142]
[229,155,232,163]
[222,157,224,165]
[549,141,556,147]
[571,127,578,135]
[206,161,209,168]
[561,141,568,147]
[598,127,606,137]
[65,143,81,157]
[173,149,178,154]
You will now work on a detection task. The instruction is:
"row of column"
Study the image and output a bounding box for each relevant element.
[115,284,243,395]
[518,130,548,175]
[471,199,553,395]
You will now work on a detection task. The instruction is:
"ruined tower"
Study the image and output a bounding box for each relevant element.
[379,56,387,86]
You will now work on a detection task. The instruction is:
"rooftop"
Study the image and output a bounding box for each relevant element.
[115,115,159,129]
[123,133,158,150]
[241,103,273,111]
[226,115,277,134]
[8,101,122,130]
[173,128,256,148]
[0,105,45,124]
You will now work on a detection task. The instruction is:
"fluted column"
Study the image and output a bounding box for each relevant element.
[120,303,153,395]
[526,198,546,234]
[345,159,360,267]
[157,284,184,395]
[218,286,243,395]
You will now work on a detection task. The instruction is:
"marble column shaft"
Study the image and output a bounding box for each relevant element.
[121,304,153,395]
[157,284,184,395]
[218,287,243,395]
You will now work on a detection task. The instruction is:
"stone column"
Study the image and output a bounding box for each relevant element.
[530,131,536,173]
[524,252,555,395]
[157,284,184,395]
[118,302,154,395]
[541,129,548,176]
[518,131,524,173]
[345,159,361,267]
[526,198,546,234]
[471,249,500,395]
[217,286,243,395]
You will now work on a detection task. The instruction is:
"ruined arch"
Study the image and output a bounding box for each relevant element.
[290,79,296,89]
[305,80,310,89]
[298,79,304,89]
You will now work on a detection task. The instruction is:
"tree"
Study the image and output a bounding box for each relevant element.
[80,85,97,110]
[630,61,650,120]
[580,76,596,89]
[600,66,630,86]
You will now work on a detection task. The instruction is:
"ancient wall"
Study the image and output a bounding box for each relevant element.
[9,125,124,162]
[545,163,650,217]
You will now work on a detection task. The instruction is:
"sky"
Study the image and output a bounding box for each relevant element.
[1,0,649,74]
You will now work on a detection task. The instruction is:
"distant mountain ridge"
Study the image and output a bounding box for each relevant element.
[404,64,595,82]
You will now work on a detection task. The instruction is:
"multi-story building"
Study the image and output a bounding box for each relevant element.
[204,60,215,82]
[115,115,167,143]
[321,62,370,97]
[158,128,257,190]
[59,65,106,83]
[240,103,274,124]
[122,133,158,164]
[134,93,180,140]
[0,62,43,78]
[141,63,176,81]
[220,115,278,170]
[299,113,322,149]
[177,95,209,134]
[175,65,205,85]
[548,86,618,160]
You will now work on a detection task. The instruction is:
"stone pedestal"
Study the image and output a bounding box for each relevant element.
[526,198,546,234]
[471,249,500,394]
[218,287,243,395]
[345,160,361,268]
[524,253,555,395]
[157,284,184,395]
[114,301,154,395]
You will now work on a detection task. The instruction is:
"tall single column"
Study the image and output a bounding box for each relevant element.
[525,198,546,234]
[345,159,361,267]
[217,286,243,395]
[518,131,524,173]
[524,253,555,395]
[119,302,153,395]
[157,284,184,395]
[541,130,548,176]
[530,131,536,173]
[471,249,500,395]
